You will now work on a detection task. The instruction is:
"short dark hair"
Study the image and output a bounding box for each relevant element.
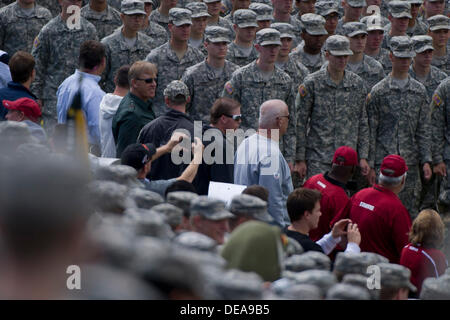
[242,185,269,202]
[9,51,35,83]
[114,65,130,89]
[164,180,197,198]
[79,40,105,70]
[286,188,322,222]
[168,94,188,105]
[210,98,241,124]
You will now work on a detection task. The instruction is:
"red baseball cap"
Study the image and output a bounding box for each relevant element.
[380,154,408,177]
[332,146,358,166]
[3,98,41,122]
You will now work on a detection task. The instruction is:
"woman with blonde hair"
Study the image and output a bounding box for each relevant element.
[400,209,448,296]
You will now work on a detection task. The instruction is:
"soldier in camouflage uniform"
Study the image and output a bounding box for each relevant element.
[409,35,447,210]
[149,0,178,34]
[31,0,98,133]
[0,0,52,56]
[181,26,239,122]
[146,8,204,116]
[272,23,310,88]
[295,35,371,181]
[271,0,302,46]
[222,28,298,164]
[339,21,385,91]
[290,14,328,73]
[381,1,412,50]
[101,0,154,93]
[335,0,366,35]
[315,0,340,38]
[140,0,169,47]
[225,9,259,67]
[431,77,450,211]
[406,0,429,37]
[248,2,273,31]
[186,2,210,55]
[81,0,122,40]
[367,36,432,218]
[38,0,61,17]
[428,15,450,75]
[362,15,392,72]
[204,0,234,38]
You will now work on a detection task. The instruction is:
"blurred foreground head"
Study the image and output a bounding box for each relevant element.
[0,155,92,264]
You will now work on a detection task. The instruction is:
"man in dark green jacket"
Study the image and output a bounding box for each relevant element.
[112,61,157,157]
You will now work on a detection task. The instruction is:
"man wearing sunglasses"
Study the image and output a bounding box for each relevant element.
[112,60,157,157]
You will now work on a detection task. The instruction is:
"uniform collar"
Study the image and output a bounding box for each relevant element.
[118,29,145,51]
[387,74,412,91]
[75,69,101,83]
[128,92,152,110]
[12,2,40,18]
[84,5,114,20]
[324,69,353,88]
[323,172,348,190]
[372,183,397,197]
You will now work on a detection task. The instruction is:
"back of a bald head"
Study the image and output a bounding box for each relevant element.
[259,99,288,129]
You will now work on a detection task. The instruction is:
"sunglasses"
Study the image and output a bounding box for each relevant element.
[223,114,242,121]
[136,77,157,83]
[278,114,290,120]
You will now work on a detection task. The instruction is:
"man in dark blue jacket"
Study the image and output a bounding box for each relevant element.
[0,51,37,120]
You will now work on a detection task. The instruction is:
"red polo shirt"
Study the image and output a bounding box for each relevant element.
[303,173,350,241]
[400,244,448,294]
[333,184,412,263]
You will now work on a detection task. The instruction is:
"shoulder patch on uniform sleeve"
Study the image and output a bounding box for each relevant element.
[433,93,442,106]
[224,81,233,95]
[298,84,307,97]
[33,36,39,49]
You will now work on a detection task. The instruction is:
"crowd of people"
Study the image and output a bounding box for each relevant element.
[0,0,450,300]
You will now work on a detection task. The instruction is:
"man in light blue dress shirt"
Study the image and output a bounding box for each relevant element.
[234,99,294,228]
[57,40,106,154]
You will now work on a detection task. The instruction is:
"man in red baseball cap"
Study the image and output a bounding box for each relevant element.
[3,97,46,143]
[332,154,412,263]
[303,146,358,243]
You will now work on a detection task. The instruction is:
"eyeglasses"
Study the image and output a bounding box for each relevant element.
[136,77,157,83]
[277,114,290,120]
[223,114,242,121]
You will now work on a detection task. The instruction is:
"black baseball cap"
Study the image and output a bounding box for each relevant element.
[121,143,157,171]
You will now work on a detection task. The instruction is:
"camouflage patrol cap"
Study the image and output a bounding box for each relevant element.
[408,0,423,4]
[299,251,331,271]
[343,22,368,37]
[125,207,175,239]
[361,15,384,32]
[251,0,273,5]
[166,191,199,216]
[229,194,273,223]
[128,188,164,209]
[301,13,328,35]
[388,1,412,19]
[205,26,232,43]
[342,273,380,300]
[163,80,190,100]
[346,0,367,7]
[428,14,450,31]
[290,269,337,296]
[249,3,274,21]
[315,0,340,17]
[89,180,134,214]
[377,262,417,292]
[95,164,142,188]
[186,2,211,19]
[233,9,258,28]
[389,36,415,58]
[325,35,353,55]
[284,255,316,272]
[151,203,183,228]
[121,0,146,15]
[412,35,434,53]
[279,283,323,300]
[271,23,295,39]
[420,275,450,300]
[169,8,192,26]
[215,269,264,299]
[256,28,282,45]
[334,252,388,277]
[326,283,371,300]
[173,231,218,252]
[203,0,220,3]
[190,196,235,220]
